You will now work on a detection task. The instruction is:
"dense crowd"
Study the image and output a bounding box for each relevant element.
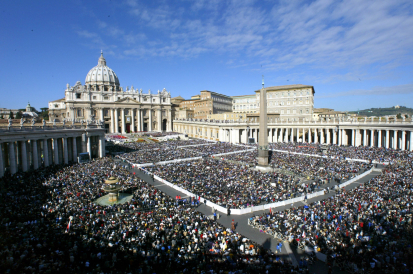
[145,155,369,209]
[269,142,412,163]
[118,142,247,164]
[222,150,371,182]
[250,158,413,273]
[0,158,303,273]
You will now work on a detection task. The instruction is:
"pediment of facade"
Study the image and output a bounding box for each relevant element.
[114,97,141,104]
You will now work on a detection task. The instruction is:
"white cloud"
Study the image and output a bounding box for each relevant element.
[318,84,413,98]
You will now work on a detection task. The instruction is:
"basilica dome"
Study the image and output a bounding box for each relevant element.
[85,52,120,87]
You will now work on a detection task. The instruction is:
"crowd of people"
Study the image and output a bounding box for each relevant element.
[269,142,411,163]
[250,158,413,273]
[118,142,247,164]
[222,150,371,182]
[145,154,370,209]
[0,158,303,273]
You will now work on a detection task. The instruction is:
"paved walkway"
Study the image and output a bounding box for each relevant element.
[118,158,384,273]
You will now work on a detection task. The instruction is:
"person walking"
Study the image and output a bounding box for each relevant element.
[231,219,235,231]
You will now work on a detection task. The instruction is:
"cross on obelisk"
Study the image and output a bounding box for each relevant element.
[257,75,269,167]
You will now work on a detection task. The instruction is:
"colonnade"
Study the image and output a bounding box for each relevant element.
[173,119,413,151]
[0,127,106,178]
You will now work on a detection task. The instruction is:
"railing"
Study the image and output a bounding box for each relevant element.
[0,124,105,133]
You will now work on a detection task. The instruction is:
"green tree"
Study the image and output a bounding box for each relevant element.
[0,114,3,119]
[9,111,14,119]
[15,111,22,119]
[396,113,402,119]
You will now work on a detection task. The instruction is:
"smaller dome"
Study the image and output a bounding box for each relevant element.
[85,52,120,86]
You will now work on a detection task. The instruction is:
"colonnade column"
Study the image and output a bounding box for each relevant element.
[338,129,342,145]
[131,109,135,133]
[114,109,119,133]
[351,129,355,146]
[137,108,141,132]
[386,130,390,148]
[410,131,413,151]
[333,129,337,144]
[32,140,39,169]
[363,129,367,146]
[326,129,330,144]
[53,138,59,165]
[8,142,17,174]
[402,131,406,151]
[315,128,318,143]
[63,137,68,164]
[308,128,311,143]
[370,130,375,147]
[72,137,77,162]
[0,143,3,178]
[43,139,49,167]
[290,128,294,142]
[378,130,382,148]
[320,129,324,144]
[110,109,115,133]
[21,141,28,172]
[121,109,126,134]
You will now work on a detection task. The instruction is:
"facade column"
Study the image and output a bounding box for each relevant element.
[63,137,68,164]
[72,137,77,162]
[363,129,367,146]
[130,109,135,133]
[402,131,406,150]
[157,109,162,131]
[326,128,330,144]
[370,129,375,147]
[87,136,91,155]
[308,128,311,143]
[314,128,318,143]
[149,110,153,131]
[332,129,337,144]
[114,108,119,133]
[0,143,4,178]
[167,110,172,132]
[32,140,39,169]
[100,108,104,122]
[110,109,115,133]
[43,139,49,167]
[21,141,28,172]
[121,109,126,134]
[386,130,390,148]
[9,142,17,175]
[53,138,59,165]
[137,108,141,132]
[99,136,105,158]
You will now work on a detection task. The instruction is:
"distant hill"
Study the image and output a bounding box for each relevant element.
[347,106,413,117]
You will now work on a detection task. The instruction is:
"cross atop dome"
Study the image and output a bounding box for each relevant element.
[98,51,106,66]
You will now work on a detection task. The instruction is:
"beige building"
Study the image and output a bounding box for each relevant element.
[312,108,347,120]
[178,90,232,119]
[232,84,315,121]
[48,52,173,133]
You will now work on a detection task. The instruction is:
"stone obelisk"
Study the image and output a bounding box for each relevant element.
[257,75,270,170]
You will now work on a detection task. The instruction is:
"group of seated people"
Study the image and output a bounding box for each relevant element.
[250,158,413,273]
[0,158,302,274]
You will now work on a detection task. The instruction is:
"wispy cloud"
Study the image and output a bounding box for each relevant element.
[318,83,413,98]
[76,0,413,72]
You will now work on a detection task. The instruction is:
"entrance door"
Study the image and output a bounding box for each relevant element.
[126,124,130,133]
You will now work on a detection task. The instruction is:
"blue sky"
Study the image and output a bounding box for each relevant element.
[1,0,412,111]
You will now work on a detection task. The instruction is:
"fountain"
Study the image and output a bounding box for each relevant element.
[94,176,133,206]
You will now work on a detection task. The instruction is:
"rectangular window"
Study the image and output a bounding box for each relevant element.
[92,96,97,100]
[103,96,108,100]
[76,93,81,99]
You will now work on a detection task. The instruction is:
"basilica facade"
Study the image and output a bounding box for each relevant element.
[48,52,172,133]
